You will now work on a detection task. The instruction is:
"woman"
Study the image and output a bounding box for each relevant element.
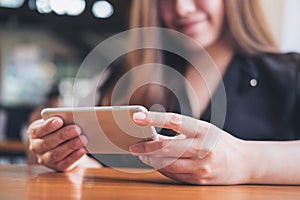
[27,0,300,185]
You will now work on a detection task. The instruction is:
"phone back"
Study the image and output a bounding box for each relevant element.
[41,106,157,154]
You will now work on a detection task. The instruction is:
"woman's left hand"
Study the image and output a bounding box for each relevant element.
[129,111,251,185]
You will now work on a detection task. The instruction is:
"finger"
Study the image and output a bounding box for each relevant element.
[138,155,184,170]
[28,117,64,139]
[41,135,87,163]
[138,156,212,182]
[133,112,210,138]
[138,155,202,173]
[159,171,190,184]
[130,138,202,158]
[158,158,212,178]
[134,112,222,154]
[54,148,86,171]
[160,171,208,185]
[29,125,82,154]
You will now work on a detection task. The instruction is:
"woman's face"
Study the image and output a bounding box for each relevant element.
[159,0,226,50]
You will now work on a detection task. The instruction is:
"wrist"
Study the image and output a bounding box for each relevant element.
[221,135,260,184]
[240,140,259,183]
[231,138,261,184]
[241,140,274,184]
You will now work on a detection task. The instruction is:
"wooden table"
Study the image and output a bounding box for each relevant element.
[0,165,299,200]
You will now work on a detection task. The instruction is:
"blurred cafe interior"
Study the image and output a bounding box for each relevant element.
[0,0,131,164]
[0,0,299,164]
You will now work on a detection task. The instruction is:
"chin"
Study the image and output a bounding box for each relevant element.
[182,37,212,51]
[178,29,212,49]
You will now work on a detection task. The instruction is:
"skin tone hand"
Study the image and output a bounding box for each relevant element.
[130,112,300,185]
[129,111,250,185]
[27,117,88,171]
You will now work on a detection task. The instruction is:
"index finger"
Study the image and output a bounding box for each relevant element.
[28,117,64,139]
[133,111,210,138]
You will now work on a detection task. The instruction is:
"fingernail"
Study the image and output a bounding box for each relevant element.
[79,135,88,146]
[74,126,81,135]
[75,135,87,147]
[133,112,146,121]
[129,144,138,153]
[51,118,61,125]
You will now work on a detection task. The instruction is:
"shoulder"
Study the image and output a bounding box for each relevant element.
[259,52,300,61]
[251,52,300,71]
[257,52,300,65]
[235,52,300,80]
[234,52,300,97]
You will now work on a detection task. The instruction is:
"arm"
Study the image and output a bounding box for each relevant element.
[244,140,300,184]
[129,111,300,185]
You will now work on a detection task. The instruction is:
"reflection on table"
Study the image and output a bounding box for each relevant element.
[0,165,300,200]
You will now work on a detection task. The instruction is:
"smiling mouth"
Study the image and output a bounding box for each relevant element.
[175,15,208,32]
[175,17,208,33]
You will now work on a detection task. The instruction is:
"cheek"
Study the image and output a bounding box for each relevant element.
[208,0,226,31]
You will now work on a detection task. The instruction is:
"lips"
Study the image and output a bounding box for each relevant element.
[175,15,208,33]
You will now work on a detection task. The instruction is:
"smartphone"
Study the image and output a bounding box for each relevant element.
[41,105,158,154]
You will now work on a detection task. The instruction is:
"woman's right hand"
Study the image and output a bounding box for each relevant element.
[27,117,88,171]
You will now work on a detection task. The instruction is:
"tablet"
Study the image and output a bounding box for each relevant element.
[41,105,158,154]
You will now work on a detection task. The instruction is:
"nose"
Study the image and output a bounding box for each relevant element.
[175,0,197,17]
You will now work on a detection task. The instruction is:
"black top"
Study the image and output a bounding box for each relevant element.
[92,52,300,168]
[98,52,300,141]
[200,53,300,141]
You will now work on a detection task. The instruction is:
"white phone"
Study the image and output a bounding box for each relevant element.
[41,105,158,154]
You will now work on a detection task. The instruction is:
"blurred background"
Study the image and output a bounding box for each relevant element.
[0,0,299,164]
[0,0,131,164]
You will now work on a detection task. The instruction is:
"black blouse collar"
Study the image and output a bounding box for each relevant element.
[200,53,261,124]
